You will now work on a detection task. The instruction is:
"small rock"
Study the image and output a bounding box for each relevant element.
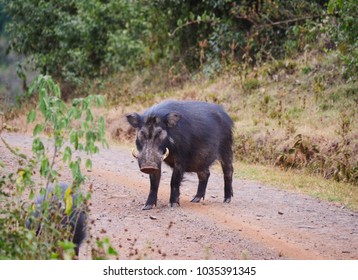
[278,211,284,215]
[149,215,157,220]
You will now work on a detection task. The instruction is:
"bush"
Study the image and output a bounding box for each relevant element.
[153,0,326,73]
[1,0,330,86]
[1,0,150,88]
[328,0,358,81]
[0,75,117,259]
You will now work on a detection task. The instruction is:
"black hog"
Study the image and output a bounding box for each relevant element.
[127,100,234,210]
[26,182,87,256]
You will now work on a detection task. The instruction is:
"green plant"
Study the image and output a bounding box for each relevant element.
[161,0,326,71]
[1,0,150,89]
[1,0,329,86]
[0,75,117,259]
[328,0,358,81]
[301,66,312,74]
[243,78,260,93]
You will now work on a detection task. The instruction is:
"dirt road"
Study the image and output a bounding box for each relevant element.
[1,133,357,260]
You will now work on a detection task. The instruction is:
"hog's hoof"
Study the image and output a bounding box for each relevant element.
[142,204,155,210]
[170,202,180,208]
[223,197,231,203]
[191,196,203,203]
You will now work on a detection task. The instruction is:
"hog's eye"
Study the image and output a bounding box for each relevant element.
[154,128,163,138]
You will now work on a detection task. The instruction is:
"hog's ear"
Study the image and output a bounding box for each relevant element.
[166,112,181,127]
[126,113,142,128]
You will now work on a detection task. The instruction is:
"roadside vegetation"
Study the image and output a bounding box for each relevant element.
[0,0,357,258]
[1,76,117,259]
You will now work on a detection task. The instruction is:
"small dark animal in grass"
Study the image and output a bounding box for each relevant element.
[26,182,87,256]
[127,100,234,210]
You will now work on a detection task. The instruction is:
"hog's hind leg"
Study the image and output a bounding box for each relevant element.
[220,149,233,203]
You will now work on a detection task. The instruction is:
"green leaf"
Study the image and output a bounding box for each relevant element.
[53,84,61,98]
[82,121,89,131]
[29,189,35,200]
[337,0,344,9]
[39,187,46,196]
[85,158,92,170]
[18,153,27,159]
[33,124,44,136]
[69,159,83,181]
[39,158,50,177]
[32,138,45,154]
[98,116,106,135]
[72,98,81,107]
[82,99,89,110]
[107,246,118,256]
[327,0,335,14]
[70,131,79,149]
[95,95,105,107]
[86,109,94,122]
[39,98,48,117]
[63,146,72,163]
[86,131,94,144]
[57,117,68,130]
[27,110,36,123]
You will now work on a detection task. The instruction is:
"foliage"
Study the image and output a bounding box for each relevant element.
[26,75,108,185]
[151,0,327,73]
[328,0,358,81]
[3,0,358,85]
[1,0,150,87]
[1,0,334,88]
[0,75,117,259]
[0,3,7,34]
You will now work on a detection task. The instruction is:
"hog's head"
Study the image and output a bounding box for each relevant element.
[126,112,180,174]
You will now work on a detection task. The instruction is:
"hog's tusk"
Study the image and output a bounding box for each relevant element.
[162,148,169,160]
[131,148,138,159]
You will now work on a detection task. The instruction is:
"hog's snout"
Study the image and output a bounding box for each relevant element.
[140,165,160,174]
[131,148,169,174]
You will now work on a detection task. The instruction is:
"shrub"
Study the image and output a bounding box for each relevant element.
[0,75,117,259]
[328,0,358,81]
